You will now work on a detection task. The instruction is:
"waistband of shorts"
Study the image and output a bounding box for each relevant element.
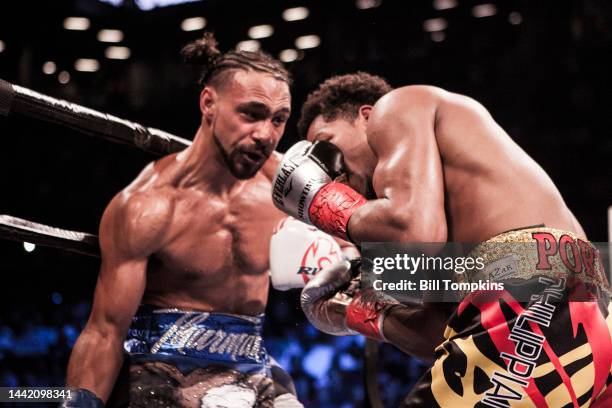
[482,226,579,244]
[457,227,609,292]
[124,305,268,369]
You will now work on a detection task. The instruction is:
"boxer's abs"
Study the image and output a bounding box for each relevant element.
[140,187,282,315]
[142,273,269,316]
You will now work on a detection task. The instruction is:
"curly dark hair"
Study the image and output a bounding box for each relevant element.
[182,32,291,89]
[297,72,392,139]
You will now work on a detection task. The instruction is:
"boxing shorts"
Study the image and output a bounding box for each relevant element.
[401,227,612,407]
[122,305,276,407]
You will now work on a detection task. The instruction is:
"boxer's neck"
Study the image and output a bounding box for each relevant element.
[175,127,244,193]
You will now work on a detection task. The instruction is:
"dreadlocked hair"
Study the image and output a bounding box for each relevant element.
[297,72,392,139]
[181,32,291,89]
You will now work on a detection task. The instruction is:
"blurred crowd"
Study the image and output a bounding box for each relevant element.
[0,291,429,407]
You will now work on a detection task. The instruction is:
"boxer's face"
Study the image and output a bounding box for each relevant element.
[202,70,291,179]
[306,110,377,198]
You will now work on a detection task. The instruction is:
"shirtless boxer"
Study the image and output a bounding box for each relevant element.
[273,72,612,407]
[63,33,317,408]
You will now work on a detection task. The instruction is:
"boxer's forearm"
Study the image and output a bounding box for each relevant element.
[66,326,125,402]
[348,199,446,244]
[382,303,447,362]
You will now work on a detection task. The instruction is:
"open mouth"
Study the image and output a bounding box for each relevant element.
[242,150,264,164]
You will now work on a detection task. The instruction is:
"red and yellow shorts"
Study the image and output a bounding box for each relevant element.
[402,228,612,407]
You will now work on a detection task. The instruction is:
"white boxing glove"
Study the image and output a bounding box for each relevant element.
[270,217,344,291]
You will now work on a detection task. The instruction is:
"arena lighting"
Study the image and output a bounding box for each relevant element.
[472,4,497,18]
[52,292,63,305]
[282,7,309,22]
[356,0,382,10]
[98,0,122,5]
[423,18,447,32]
[63,17,90,31]
[135,0,200,11]
[97,29,124,43]
[99,0,202,9]
[248,25,274,40]
[43,61,57,75]
[23,242,36,252]
[295,35,320,50]
[433,0,457,10]
[181,17,206,32]
[105,46,131,59]
[236,40,260,52]
[431,31,445,42]
[58,71,71,84]
[0,40,4,53]
[279,49,298,63]
[75,59,100,72]
[509,11,523,25]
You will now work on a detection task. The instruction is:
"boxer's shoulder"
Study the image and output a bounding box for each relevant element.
[373,85,446,113]
[119,190,176,223]
[368,85,446,135]
[101,188,176,256]
[366,86,445,150]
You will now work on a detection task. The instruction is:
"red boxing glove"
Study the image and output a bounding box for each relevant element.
[345,291,399,342]
[272,140,366,241]
[301,258,399,342]
[308,182,366,241]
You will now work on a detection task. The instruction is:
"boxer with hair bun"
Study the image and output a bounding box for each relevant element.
[64,32,353,408]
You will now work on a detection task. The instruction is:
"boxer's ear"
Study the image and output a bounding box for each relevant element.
[199,86,217,122]
[358,105,373,122]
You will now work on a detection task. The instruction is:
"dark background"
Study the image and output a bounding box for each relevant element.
[0,0,611,406]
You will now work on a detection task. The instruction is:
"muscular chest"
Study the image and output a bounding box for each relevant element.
[157,178,284,276]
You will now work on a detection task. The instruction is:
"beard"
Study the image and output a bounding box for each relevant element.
[212,132,268,180]
[225,149,265,179]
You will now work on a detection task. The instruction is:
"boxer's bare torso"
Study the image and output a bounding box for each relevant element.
[373,86,585,242]
[306,85,586,359]
[67,68,293,401]
[110,151,284,315]
[426,87,584,242]
[309,85,585,244]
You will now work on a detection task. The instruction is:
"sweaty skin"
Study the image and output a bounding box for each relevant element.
[306,85,586,359]
[65,71,294,401]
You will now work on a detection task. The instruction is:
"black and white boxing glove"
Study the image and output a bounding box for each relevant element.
[269,216,344,291]
[301,259,400,341]
[272,141,366,241]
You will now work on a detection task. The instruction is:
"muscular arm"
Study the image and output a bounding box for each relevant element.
[348,86,447,244]
[383,302,450,362]
[66,191,172,401]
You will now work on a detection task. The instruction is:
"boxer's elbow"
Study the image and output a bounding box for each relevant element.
[82,319,126,347]
[387,209,447,243]
[86,307,132,345]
